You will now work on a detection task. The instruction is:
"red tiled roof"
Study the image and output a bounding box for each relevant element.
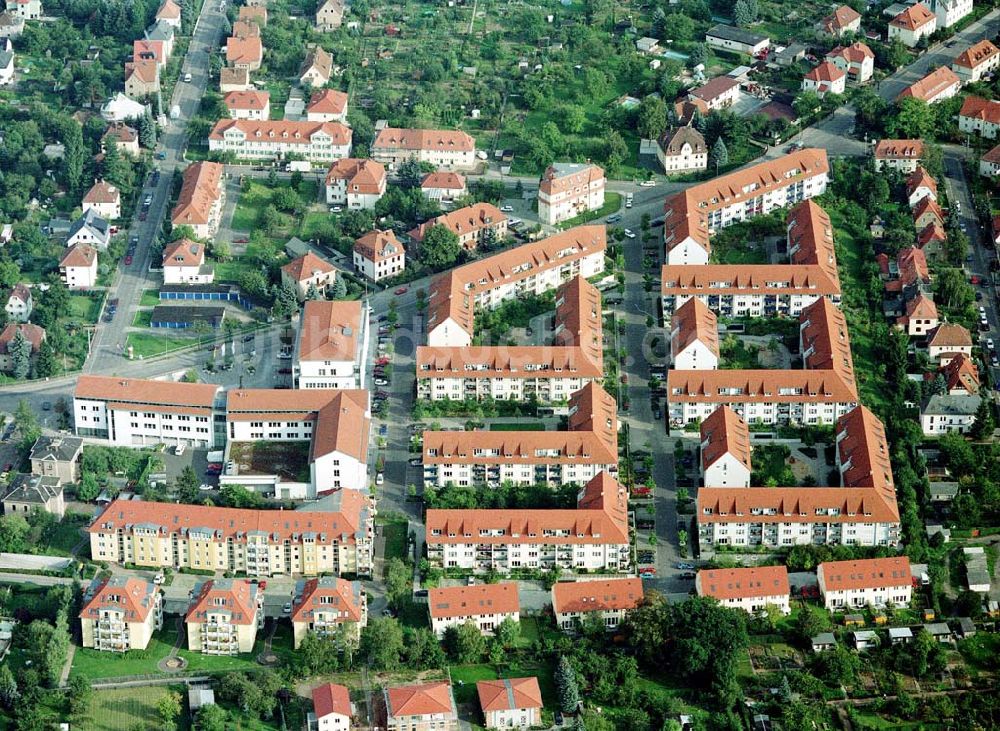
[818,556,911,592]
[897,66,959,103]
[185,579,259,625]
[313,684,351,720]
[697,566,789,601]
[699,486,900,524]
[953,39,999,69]
[804,61,845,83]
[836,406,895,509]
[162,238,205,267]
[477,678,543,713]
[171,161,224,228]
[928,323,972,348]
[282,251,334,281]
[210,119,352,147]
[374,127,474,153]
[960,95,1000,126]
[539,163,604,196]
[60,243,97,269]
[552,578,643,614]
[906,167,937,197]
[410,202,507,243]
[828,42,874,64]
[428,582,519,619]
[890,3,935,31]
[689,75,739,103]
[700,406,751,475]
[385,682,454,719]
[226,35,262,64]
[874,139,924,160]
[80,576,159,623]
[298,300,361,362]
[325,158,386,194]
[354,229,403,264]
[74,374,219,408]
[421,171,466,190]
[671,297,719,358]
[292,578,364,623]
[83,180,120,204]
[224,90,269,111]
[942,353,979,393]
[308,88,348,115]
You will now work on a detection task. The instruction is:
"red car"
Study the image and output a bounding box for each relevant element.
[394,287,408,295]
[375,357,390,365]
[234,237,249,244]
[124,255,133,265]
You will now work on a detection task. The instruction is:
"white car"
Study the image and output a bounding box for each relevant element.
[277,352,293,360]
[282,602,292,614]
[174,444,185,456]
[375,378,388,386]
[500,205,514,212]
[639,180,656,187]
[329,206,343,213]
[625,200,633,209]
[198,483,213,491]
[376,472,385,485]
[987,338,995,350]
[153,573,164,585]
[623,229,636,239]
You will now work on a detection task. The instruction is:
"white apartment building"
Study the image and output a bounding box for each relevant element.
[695,566,790,615]
[291,577,367,648]
[920,393,981,435]
[209,119,352,162]
[185,579,262,655]
[817,557,913,610]
[428,583,519,638]
[89,494,375,577]
[827,42,875,84]
[959,95,1000,139]
[59,243,98,289]
[79,576,163,652]
[952,40,1000,83]
[537,162,606,225]
[425,472,631,574]
[325,158,387,209]
[371,127,476,170]
[171,161,225,240]
[873,139,924,173]
[310,684,352,731]
[930,0,972,28]
[381,683,457,731]
[552,578,644,633]
[700,406,752,488]
[73,375,222,448]
[656,126,708,174]
[425,226,607,348]
[409,203,508,251]
[422,383,618,488]
[670,297,719,370]
[353,230,405,282]
[477,678,542,731]
[295,300,370,390]
[664,148,829,265]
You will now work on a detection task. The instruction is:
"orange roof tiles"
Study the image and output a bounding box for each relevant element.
[91,492,369,542]
[186,579,259,625]
[80,576,159,623]
[83,180,120,204]
[953,39,1000,69]
[162,238,205,267]
[133,39,165,65]
[477,678,543,713]
[917,222,947,248]
[700,406,751,475]
[156,0,181,20]
[298,300,362,363]
[698,486,900,524]
[904,293,938,320]
[552,578,643,614]
[325,158,386,194]
[224,89,269,111]
[421,171,466,190]
[697,566,789,601]
[668,369,858,404]
[912,196,944,226]
[428,582,519,619]
[410,202,507,244]
[226,35,262,65]
[896,247,929,287]
[354,229,403,263]
[125,59,158,84]
[907,167,937,197]
[897,66,960,102]
[960,95,1000,126]
[928,323,972,348]
[828,42,874,64]
[661,264,841,296]
[416,345,603,380]
[836,406,896,508]
[671,297,719,359]
[292,577,364,623]
[804,61,846,83]
[552,275,603,363]
[942,353,979,393]
[821,5,861,33]
[60,243,97,269]
[800,298,855,389]
[313,684,351,720]
[232,18,261,38]
[689,76,739,103]
[539,163,604,196]
[385,682,454,719]
[307,88,348,116]
[874,139,924,160]
[374,127,474,153]
[890,3,935,31]
[210,119,352,147]
[171,161,224,228]
[282,251,334,281]
[818,556,911,591]
[74,374,219,409]
[788,199,840,290]
[426,472,629,547]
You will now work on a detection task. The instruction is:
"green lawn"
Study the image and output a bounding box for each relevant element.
[381,520,409,562]
[38,513,89,556]
[132,310,153,328]
[68,294,102,324]
[231,180,320,232]
[720,336,760,369]
[125,331,200,359]
[449,660,557,707]
[86,686,190,731]
[215,258,256,284]
[558,192,622,228]
[140,289,162,307]
[70,631,177,680]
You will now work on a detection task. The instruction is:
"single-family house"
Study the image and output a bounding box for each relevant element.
[952,39,1000,83]
[420,172,466,204]
[476,678,542,730]
[325,158,387,209]
[2,474,64,518]
[162,238,214,285]
[819,5,861,36]
[299,46,333,88]
[59,243,98,289]
[29,435,83,485]
[306,88,348,123]
[827,42,875,84]
[888,3,936,47]
[353,229,405,282]
[82,180,121,220]
[803,61,846,97]
[3,283,31,322]
[281,251,336,300]
[656,125,708,174]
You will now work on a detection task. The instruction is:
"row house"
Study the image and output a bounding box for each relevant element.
[88,493,374,577]
[186,579,262,654]
[662,199,841,318]
[291,576,367,648]
[226,388,371,495]
[697,405,900,550]
[79,576,163,653]
[656,125,708,175]
[952,39,1000,83]
[700,405,752,488]
[425,225,606,348]
[671,297,719,371]
[353,229,405,282]
[208,119,352,163]
[422,383,618,489]
[162,238,214,285]
[294,300,370,390]
[537,162,606,226]
[664,148,829,265]
[873,139,924,173]
[72,374,223,448]
[224,89,270,120]
[959,95,1000,139]
[417,276,603,403]
[171,161,225,239]
[817,556,913,610]
[552,578,644,633]
[409,202,507,250]
[668,298,857,426]
[887,3,936,47]
[896,65,960,104]
[371,127,476,171]
[307,88,348,123]
[827,42,875,84]
[696,566,790,615]
[428,583,520,637]
[425,471,630,574]
[59,243,98,289]
[325,158,387,209]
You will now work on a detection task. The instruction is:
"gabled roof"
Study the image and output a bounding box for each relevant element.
[801,297,856,390]
[697,566,789,601]
[477,678,543,713]
[983,142,1000,164]
[156,0,181,20]
[953,39,1000,69]
[917,221,946,247]
[821,5,861,33]
[410,202,507,242]
[906,167,937,197]
[186,579,259,625]
[897,66,959,102]
[226,35,262,65]
[298,300,361,363]
[552,578,643,614]
[699,485,900,524]
[960,95,1000,126]
[210,119,352,147]
[539,163,604,196]
[171,161,224,227]
[428,582,519,619]
[836,406,896,509]
[313,684,351,720]
[700,406,751,475]
[912,196,943,225]
[890,2,935,30]
[325,158,386,194]
[232,19,261,38]
[896,246,930,287]
[689,75,739,103]
[68,209,110,241]
[928,323,972,348]
[828,42,875,64]
[804,61,846,83]
[75,374,219,408]
[0,323,45,354]
[942,353,979,394]
[83,180,120,204]
[299,46,332,80]
[103,122,138,143]
[307,88,348,115]
[385,682,454,719]
[354,229,403,263]
[162,238,205,267]
[671,297,718,357]
[282,251,334,281]
[874,138,924,160]
[818,556,911,591]
[80,575,159,623]
[293,577,364,623]
[421,171,466,190]
[224,89,269,111]
[658,125,707,156]
[373,127,475,153]
[60,243,97,270]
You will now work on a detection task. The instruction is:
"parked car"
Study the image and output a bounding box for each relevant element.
[278,367,292,374]
[143,193,153,206]
[375,378,388,386]
[282,602,292,614]
[198,483,213,491]
[639,180,656,187]
[174,444,185,456]
[376,472,384,485]
[394,287,408,295]
[623,229,636,239]
[124,255,132,265]
[499,205,514,212]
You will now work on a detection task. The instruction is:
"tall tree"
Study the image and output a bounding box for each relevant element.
[711,137,729,169]
[359,617,405,670]
[556,655,581,714]
[443,621,486,663]
[138,111,157,149]
[637,96,668,140]
[62,120,85,197]
[420,225,462,270]
[970,398,996,440]
[8,329,31,380]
